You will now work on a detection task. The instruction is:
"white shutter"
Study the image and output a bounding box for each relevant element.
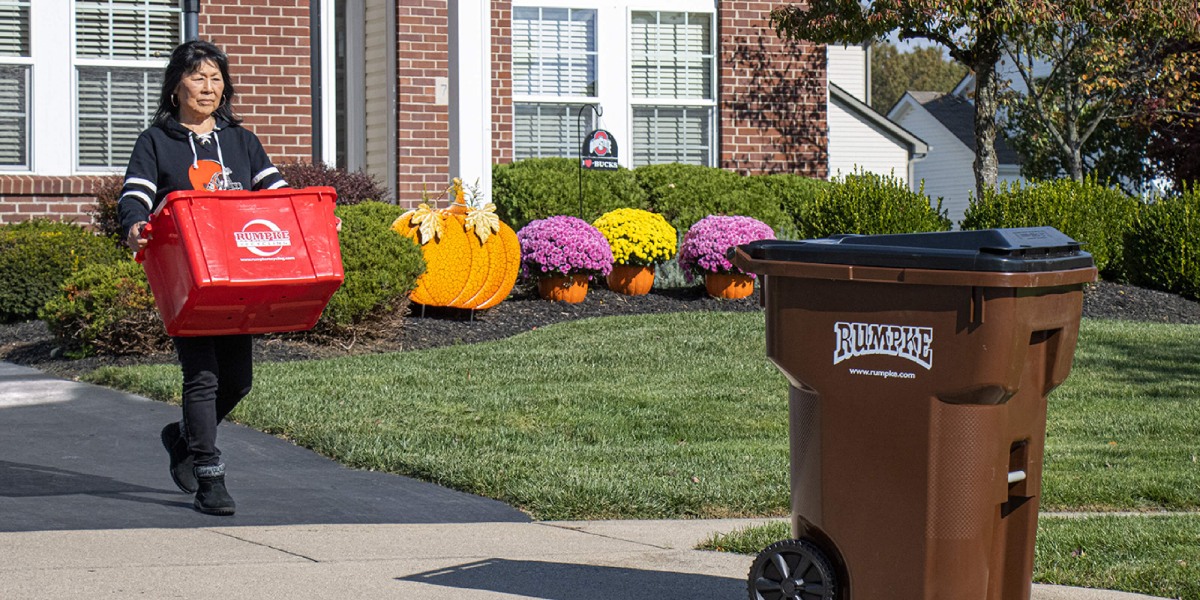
[0,64,27,166]
[77,67,157,168]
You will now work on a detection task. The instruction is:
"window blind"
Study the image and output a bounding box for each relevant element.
[513,103,594,160]
[77,67,158,168]
[630,12,712,100]
[632,106,712,167]
[75,1,178,169]
[0,65,27,166]
[0,1,28,167]
[512,7,596,97]
[0,1,29,57]
[75,0,178,60]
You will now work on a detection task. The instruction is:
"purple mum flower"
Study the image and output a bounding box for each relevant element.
[517,216,614,280]
[678,215,775,282]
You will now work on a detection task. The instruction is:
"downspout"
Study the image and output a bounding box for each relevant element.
[181,0,199,41]
[310,0,323,163]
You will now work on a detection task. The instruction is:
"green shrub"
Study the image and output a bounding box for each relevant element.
[492,158,646,230]
[1125,191,1200,300]
[0,220,126,323]
[318,202,425,332]
[278,161,392,205]
[798,171,950,238]
[756,173,835,239]
[961,177,1139,280]
[635,163,792,235]
[39,259,169,358]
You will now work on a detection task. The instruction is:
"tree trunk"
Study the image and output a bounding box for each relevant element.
[972,59,1001,201]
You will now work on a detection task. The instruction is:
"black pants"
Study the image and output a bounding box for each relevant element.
[173,334,253,467]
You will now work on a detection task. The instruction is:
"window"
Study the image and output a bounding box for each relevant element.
[630,11,714,166]
[0,0,30,168]
[510,4,716,167]
[511,7,597,160]
[74,0,178,170]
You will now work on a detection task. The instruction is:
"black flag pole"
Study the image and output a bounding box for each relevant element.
[577,104,603,220]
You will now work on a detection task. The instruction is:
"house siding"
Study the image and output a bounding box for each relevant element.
[827,100,910,183]
[827,44,866,103]
[895,103,977,226]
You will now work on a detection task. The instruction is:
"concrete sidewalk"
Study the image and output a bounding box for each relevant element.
[0,520,1165,599]
[0,361,1167,599]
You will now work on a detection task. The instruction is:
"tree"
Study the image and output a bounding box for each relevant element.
[771,0,1198,199]
[1001,1,1200,186]
[869,41,967,114]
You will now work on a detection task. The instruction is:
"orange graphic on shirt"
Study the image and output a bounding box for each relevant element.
[189,159,241,191]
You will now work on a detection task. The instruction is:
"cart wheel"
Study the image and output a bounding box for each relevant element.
[748,539,838,600]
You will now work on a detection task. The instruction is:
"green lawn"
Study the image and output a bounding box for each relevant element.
[86,313,1200,595]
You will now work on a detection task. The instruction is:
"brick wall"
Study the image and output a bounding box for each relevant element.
[0,1,313,227]
[491,2,514,166]
[718,1,827,177]
[203,0,314,162]
[395,1,450,206]
[392,1,511,208]
[0,177,113,227]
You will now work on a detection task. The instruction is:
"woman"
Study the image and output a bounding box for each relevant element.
[118,40,288,516]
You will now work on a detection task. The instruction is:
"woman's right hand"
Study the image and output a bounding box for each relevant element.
[127,221,150,252]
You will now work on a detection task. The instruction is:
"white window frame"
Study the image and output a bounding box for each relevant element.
[628,8,716,167]
[0,0,33,171]
[510,0,717,168]
[72,0,176,172]
[19,1,177,176]
[511,5,600,161]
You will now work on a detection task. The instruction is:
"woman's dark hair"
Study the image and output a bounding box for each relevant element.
[153,40,241,126]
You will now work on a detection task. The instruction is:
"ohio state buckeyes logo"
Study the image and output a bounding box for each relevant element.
[233,219,292,257]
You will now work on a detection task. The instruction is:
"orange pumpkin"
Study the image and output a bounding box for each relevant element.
[392,180,520,310]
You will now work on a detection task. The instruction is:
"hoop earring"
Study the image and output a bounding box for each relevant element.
[217,95,225,109]
[170,94,178,108]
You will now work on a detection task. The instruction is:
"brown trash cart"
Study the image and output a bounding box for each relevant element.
[732,227,1097,600]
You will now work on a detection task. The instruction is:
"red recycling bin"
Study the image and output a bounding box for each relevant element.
[138,187,344,336]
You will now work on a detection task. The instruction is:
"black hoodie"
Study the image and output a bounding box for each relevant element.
[117,116,288,237]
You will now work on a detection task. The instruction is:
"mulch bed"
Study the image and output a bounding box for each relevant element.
[2,280,1198,382]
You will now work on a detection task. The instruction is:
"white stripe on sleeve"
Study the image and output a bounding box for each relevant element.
[122,191,153,211]
[253,167,280,185]
[268,180,288,190]
[124,177,157,194]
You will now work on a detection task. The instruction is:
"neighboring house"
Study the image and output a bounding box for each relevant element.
[0,1,830,226]
[826,44,928,185]
[887,90,1024,226]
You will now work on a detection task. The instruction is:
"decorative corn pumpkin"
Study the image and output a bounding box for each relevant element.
[391,179,520,309]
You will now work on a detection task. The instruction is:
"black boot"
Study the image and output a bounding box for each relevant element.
[193,464,236,516]
[160,422,197,493]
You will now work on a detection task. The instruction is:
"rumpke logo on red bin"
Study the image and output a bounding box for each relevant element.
[234,219,292,258]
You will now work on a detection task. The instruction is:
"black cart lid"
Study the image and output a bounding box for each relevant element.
[739,227,1094,273]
